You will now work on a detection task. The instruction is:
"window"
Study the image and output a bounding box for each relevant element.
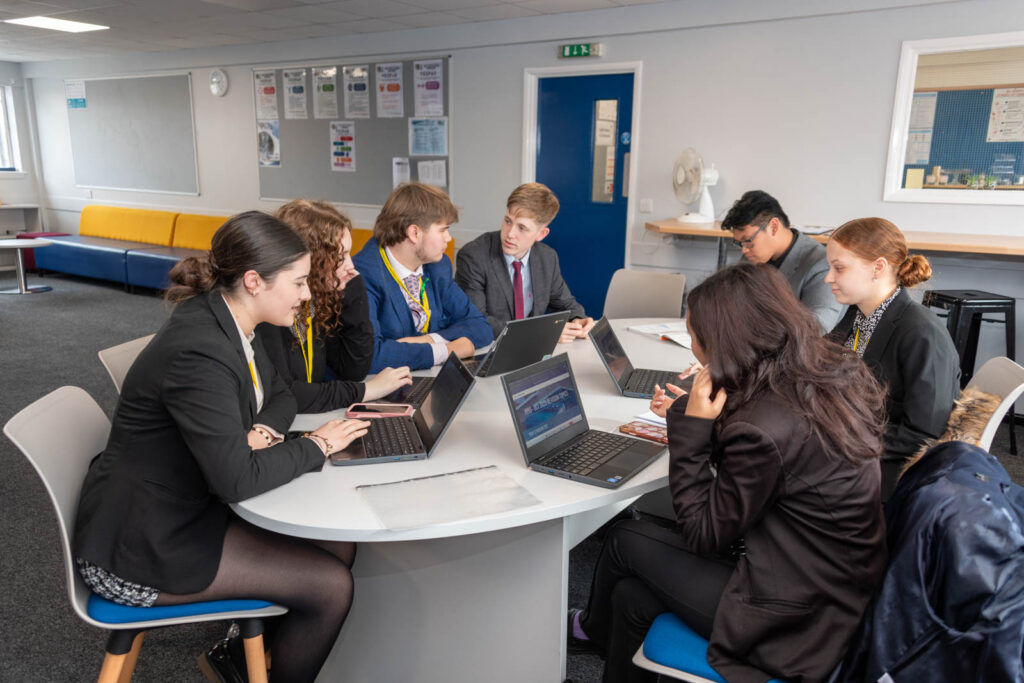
[0,86,21,172]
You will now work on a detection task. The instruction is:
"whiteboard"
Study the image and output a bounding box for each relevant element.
[66,73,199,195]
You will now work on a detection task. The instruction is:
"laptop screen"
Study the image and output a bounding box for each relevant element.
[504,355,585,458]
[590,318,633,384]
[414,354,475,452]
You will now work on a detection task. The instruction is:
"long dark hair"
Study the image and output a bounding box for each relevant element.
[686,263,885,464]
[166,211,308,303]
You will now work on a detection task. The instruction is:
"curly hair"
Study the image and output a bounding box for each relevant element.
[274,199,351,338]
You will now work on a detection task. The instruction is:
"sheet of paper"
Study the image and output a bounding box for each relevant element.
[413,59,444,116]
[342,65,370,119]
[409,117,448,156]
[628,322,685,335]
[988,87,1024,143]
[257,120,280,167]
[793,224,833,235]
[254,70,278,120]
[634,410,667,427]
[357,465,541,530]
[417,159,447,187]
[663,331,691,348]
[282,69,307,119]
[392,157,410,187]
[330,121,355,172]
[313,67,338,119]
[904,168,925,189]
[595,119,615,146]
[375,62,404,118]
[65,79,86,109]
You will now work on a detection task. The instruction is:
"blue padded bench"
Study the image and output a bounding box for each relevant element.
[34,235,144,286]
[125,246,204,290]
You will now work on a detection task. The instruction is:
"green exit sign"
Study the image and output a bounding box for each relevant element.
[559,43,603,58]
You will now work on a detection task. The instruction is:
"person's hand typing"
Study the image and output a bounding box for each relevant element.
[363,366,413,401]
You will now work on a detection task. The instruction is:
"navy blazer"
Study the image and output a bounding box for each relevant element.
[74,291,325,594]
[352,237,492,372]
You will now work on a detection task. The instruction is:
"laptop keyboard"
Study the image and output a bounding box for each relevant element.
[627,368,681,396]
[402,377,433,405]
[541,431,633,476]
[363,416,421,457]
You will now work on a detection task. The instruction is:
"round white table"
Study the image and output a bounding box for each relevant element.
[234,319,694,683]
[0,238,52,294]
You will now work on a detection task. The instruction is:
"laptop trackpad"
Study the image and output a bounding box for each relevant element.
[329,438,368,465]
[591,445,659,482]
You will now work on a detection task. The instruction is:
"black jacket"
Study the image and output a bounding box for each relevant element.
[830,441,1024,682]
[74,291,325,594]
[668,392,886,683]
[256,275,375,413]
[828,290,960,466]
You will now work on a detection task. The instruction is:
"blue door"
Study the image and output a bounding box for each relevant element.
[536,72,633,319]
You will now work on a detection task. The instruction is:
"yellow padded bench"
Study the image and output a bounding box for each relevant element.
[79,205,177,246]
[171,213,229,250]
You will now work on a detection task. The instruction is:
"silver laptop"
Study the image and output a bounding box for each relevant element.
[330,353,475,466]
[589,317,691,399]
[501,354,664,488]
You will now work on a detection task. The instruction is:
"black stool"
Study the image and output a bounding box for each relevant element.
[923,289,1016,453]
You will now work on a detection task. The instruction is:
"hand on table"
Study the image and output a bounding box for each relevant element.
[446,337,475,359]
[363,366,413,401]
[558,317,596,343]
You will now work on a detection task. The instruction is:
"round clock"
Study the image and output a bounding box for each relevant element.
[209,68,229,97]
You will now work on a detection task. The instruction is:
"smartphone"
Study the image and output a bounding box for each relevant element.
[345,403,414,418]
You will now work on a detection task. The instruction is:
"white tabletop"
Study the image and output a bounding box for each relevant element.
[233,318,694,543]
[0,238,51,249]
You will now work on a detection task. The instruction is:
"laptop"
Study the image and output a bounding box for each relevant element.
[386,311,570,405]
[589,317,692,399]
[330,353,475,466]
[501,354,665,488]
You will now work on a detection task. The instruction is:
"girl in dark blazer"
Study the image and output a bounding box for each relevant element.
[74,212,371,682]
[256,199,412,413]
[824,217,960,500]
[569,264,888,683]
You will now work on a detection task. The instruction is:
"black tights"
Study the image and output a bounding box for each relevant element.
[580,519,736,683]
[155,517,354,683]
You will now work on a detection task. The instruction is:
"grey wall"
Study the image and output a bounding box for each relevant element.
[18,0,1024,363]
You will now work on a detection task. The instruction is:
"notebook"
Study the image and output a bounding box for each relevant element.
[589,317,692,399]
[385,311,570,405]
[500,354,665,488]
[330,353,475,466]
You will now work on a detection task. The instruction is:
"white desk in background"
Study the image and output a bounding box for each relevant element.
[233,319,693,683]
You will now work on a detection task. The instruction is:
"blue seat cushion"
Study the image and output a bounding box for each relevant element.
[34,235,135,284]
[126,246,203,290]
[643,613,788,683]
[87,592,274,624]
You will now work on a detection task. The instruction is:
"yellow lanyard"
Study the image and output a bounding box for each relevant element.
[294,314,314,382]
[248,360,259,389]
[380,247,431,332]
[853,327,860,351]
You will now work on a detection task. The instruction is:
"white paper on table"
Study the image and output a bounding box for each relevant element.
[628,322,685,336]
[662,332,692,348]
[634,410,667,427]
[357,465,541,530]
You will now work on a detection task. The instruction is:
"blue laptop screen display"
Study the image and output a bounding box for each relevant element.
[506,360,583,448]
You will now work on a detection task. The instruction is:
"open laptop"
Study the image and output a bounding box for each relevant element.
[501,354,665,488]
[330,353,475,466]
[387,311,570,405]
[589,317,692,399]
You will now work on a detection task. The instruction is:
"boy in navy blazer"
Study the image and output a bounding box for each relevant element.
[455,183,593,342]
[353,183,492,372]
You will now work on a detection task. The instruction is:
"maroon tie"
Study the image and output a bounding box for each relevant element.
[512,260,525,320]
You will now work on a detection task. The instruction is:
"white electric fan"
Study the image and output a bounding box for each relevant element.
[672,148,719,223]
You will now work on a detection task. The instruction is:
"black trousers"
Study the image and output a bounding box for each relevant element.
[580,518,737,683]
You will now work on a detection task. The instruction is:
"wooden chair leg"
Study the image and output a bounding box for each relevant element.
[116,632,145,683]
[98,630,142,683]
[97,653,127,683]
[244,634,268,683]
[265,648,272,672]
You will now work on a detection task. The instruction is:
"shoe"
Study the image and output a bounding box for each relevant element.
[567,608,602,656]
[197,636,247,683]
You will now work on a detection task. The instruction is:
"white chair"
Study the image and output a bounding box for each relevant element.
[964,356,1024,452]
[4,386,285,683]
[97,334,154,392]
[603,269,687,319]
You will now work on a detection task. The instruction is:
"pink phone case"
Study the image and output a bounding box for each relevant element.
[345,403,414,418]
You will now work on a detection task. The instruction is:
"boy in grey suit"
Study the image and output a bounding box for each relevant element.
[722,190,844,332]
[456,183,593,343]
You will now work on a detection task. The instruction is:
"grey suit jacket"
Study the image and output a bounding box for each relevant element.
[455,230,586,337]
[777,231,845,332]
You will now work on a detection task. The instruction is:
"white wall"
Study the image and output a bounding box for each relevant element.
[20,0,1024,362]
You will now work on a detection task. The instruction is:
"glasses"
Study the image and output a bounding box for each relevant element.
[731,219,770,249]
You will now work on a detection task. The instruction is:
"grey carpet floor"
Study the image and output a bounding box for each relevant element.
[1,272,1020,683]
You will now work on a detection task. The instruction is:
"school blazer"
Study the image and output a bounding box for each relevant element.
[74,291,325,595]
[828,289,960,466]
[667,393,886,683]
[776,231,845,333]
[255,274,374,413]
[352,237,493,372]
[454,231,587,337]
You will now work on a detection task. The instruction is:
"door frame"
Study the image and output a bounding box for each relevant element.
[522,61,643,272]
